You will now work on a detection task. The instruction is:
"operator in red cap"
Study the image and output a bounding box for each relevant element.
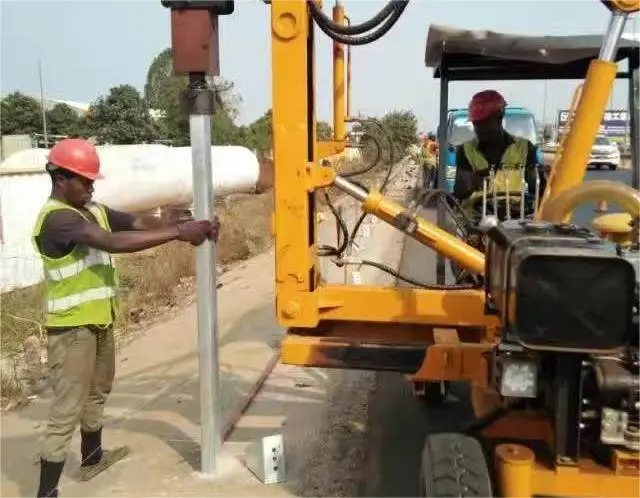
[453,90,546,218]
[32,138,219,497]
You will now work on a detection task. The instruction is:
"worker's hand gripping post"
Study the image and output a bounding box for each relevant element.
[161,0,234,477]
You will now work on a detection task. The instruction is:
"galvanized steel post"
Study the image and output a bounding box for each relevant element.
[187,73,221,477]
[162,0,235,476]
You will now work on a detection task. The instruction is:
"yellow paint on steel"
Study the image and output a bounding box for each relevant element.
[270,0,316,326]
[332,2,345,141]
[274,284,499,328]
[541,60,618,222]
[495,444,535,497]
[363,190,486,275]
[540,180,640,223]
[536,83,583,219]
[532,462,640,497]
[591,212,635,245]
[609,0,640,12]
[344,15,352,116]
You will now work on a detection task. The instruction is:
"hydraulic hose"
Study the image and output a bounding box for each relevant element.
[311,1,409,45]
[341,133,382,178]
[318,190,350,257]
[356,259,477,290]
[307,0,405,35]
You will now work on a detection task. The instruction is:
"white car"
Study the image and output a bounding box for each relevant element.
[588,135,621,170]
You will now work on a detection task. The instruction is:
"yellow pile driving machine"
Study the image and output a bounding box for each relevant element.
[165,0,640,496]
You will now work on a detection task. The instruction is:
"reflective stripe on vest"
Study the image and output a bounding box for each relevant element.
[48,286,117,313]
[32,199,119,328]
[461,137,529,211]
[45,248,112,282]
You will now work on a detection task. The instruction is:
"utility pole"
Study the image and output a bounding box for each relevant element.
[38,59,49,148]
[161,0,235,477]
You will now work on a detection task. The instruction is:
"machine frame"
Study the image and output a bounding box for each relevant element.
[275,0,639,382]
[270,2,640,496]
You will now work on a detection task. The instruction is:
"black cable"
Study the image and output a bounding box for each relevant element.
[317,190,350,257]
[357,260,478,290]
[341,133,382,178]
[310,1,409,46]
[348,121,396,247]
[307,0,404,35]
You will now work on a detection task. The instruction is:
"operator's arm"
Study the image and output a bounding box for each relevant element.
[524,142,548,204]
[453,146,483,201]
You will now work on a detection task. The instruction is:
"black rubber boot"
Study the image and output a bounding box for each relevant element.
[36,459,64,497]
[77,427,130,482]
[80,428,103,467]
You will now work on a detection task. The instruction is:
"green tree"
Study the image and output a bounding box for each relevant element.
[316,121,332,141]
[87,85,156,144]
[1,92,43,135]
[144,48,241,146]
[353,110,418,163]
[46,103,80,136]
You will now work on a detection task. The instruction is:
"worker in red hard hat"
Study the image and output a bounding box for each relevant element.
[453,90,546,219]
[33,138,220,497]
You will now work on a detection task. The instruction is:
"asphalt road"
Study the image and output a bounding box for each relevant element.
[359,207,475,497]
[358,167,634,497]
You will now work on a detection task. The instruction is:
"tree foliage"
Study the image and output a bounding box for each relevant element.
[316,121,332,141]
[1,48,413,162]
[353,110,419,163]
[46,103,81,136]
[86,85,156,145]
[1,92,43,135]
[144,48,243,146]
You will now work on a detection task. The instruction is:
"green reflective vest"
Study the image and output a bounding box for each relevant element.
[32,199,119,328]
[461,137,529,211]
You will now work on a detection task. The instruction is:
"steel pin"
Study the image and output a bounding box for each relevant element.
[490,167,498,216]
[520,167,526,220]
[482,176,488,221]
[505,172,511,221]
[535,169,541,210]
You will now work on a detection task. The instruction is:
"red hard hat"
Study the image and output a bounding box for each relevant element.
[47,138,102,180]
[468,90,507,123]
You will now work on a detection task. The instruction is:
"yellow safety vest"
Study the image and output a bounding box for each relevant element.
[461,137,529,211]
[32,199,119,328]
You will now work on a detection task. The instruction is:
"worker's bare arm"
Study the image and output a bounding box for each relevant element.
[74,222,181,253]
[74,219,214,253]
[130,213,220,242]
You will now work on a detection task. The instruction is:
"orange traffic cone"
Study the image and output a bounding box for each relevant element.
[595,199,608,213]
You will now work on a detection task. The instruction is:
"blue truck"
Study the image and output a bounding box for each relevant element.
[442,106,543,193]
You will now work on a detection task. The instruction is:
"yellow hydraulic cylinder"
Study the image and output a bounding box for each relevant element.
[332,177,486,275]
[344,15,351,117]
[332,2,345,141]
[494,444,534,497]
[365,190,485,275]
[541,60,617,221]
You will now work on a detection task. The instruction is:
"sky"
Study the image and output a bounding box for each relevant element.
[1,0,638,132]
